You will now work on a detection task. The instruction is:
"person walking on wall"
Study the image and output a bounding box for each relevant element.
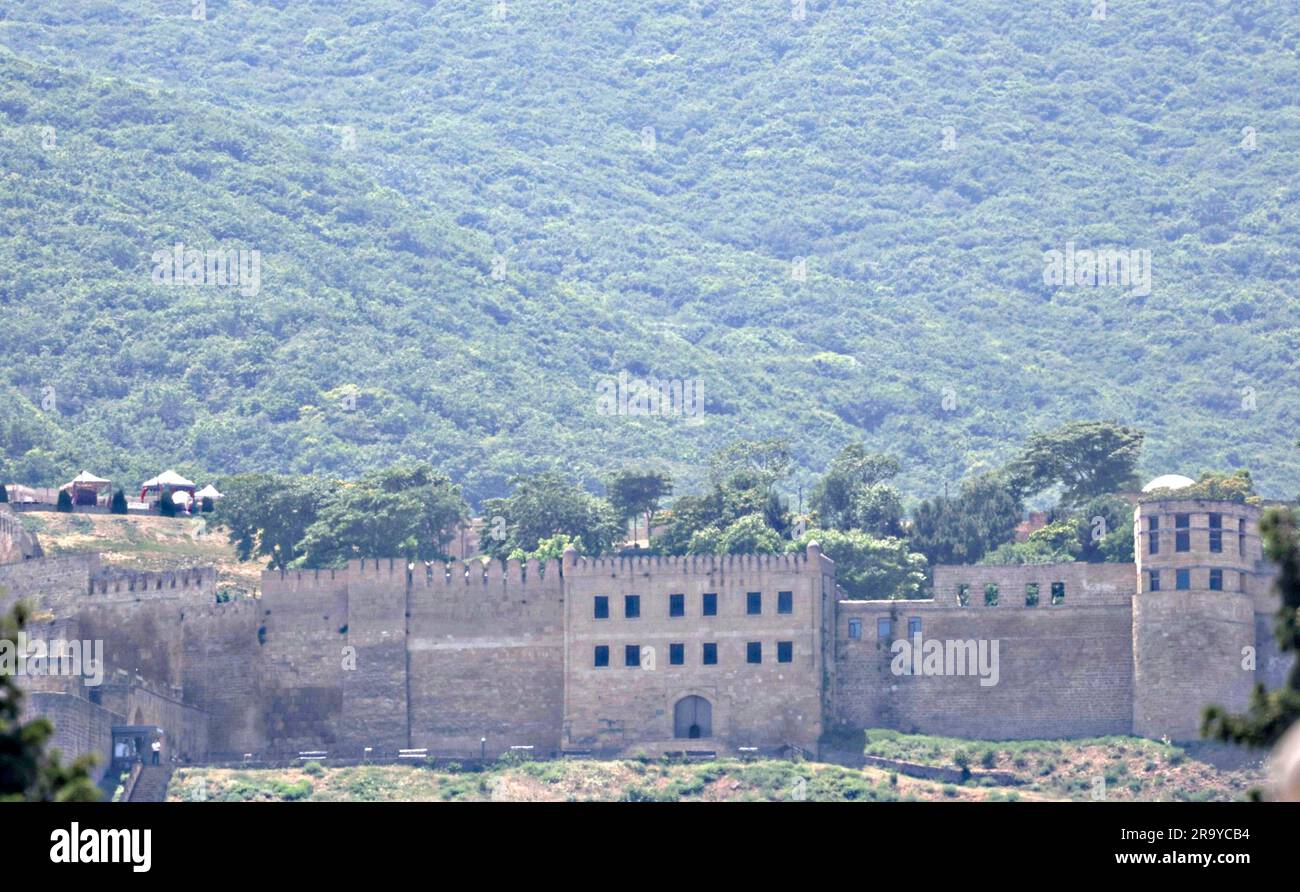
[151,739,161,766]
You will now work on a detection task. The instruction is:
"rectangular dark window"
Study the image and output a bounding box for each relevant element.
[624,595,640,618]
[1025,583,1039,608]
[877,618,892,638]
[746,641,762,664]
[1176,569,1190,590]
[594,645,609,667]
[1209,513,1222,553]
[1175,514,1190,552]
[625,644,641,667]
[702,642,718,665]
[1209,569,1223,591]
[669,643,685,665]
[778,591,793,614]
[848,618,862,640]
[669,593,685,617]
[984,584,999,607]
[1148,516,1160,555]
[777,641,793,663]
[1050,582,1065,605]
[1239,519,1246,557]
[1149,570,1160,592]
[746,592,762,615]
[907,617,922,637]
[702,592,717,616]
[593,596,609,619]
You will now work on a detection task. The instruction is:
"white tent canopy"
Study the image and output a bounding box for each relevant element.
[60,470,112,491]
[195,484,223,500]
[140,470,196,490]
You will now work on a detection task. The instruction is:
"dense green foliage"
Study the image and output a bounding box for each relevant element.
[793,528,927,600]
[211,473,327,569]
[1008,422,1145,508]
[481,472,624,560]
[204,421,1160,597]
[0,2,1296,505]
[213,464,465,568]
[982,494,1135,565]
[909,471,1024,566]
[298,464,467,566]
[606,469,672,545]
[1141,469,1259,505]
[809,445,904,536]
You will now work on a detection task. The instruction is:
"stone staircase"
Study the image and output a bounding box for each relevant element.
[127,765,173,802]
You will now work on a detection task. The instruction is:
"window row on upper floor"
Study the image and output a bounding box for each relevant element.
[846,616,923,640]
[591,640,795,668]
[951,582,1066,607]
[591,591,794,620]
[1147,567,1241,592]
[1145,513,1248,556]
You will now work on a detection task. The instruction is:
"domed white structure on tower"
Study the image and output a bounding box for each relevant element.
[1141,473,1195,493]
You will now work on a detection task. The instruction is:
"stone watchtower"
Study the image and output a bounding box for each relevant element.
[1132,484,1262,740]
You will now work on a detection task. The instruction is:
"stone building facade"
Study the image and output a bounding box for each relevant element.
[562,551,833,755]
[0,497,1293,773]
[836,498,1286,742]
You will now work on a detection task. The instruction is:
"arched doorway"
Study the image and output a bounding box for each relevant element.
[673,696,712,739]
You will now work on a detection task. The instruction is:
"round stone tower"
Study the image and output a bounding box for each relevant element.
[1132,488,1261,740]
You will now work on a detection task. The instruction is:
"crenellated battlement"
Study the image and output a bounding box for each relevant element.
[258,545,832,598]
[561,542,829,578]
[262,556,568,595]
[21,524,1290,764]
[89,566,215,598]
[411,556,564,589]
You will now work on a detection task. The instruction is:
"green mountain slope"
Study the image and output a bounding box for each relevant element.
[0,0,1297,502]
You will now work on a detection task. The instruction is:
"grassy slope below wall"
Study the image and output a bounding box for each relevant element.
[167,733,1265,802]
[14,511,259,599]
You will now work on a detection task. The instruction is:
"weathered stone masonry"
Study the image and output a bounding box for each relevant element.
[2,498,1295,772]
[835,499,1289,743]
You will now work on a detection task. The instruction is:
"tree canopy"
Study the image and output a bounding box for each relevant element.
[809,444,904,537]
[481,473,623,561]
[1010,421,1145,507]
[0,4,1296,503]
[298,464,467,567]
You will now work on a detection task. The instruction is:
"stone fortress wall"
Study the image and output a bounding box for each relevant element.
[834,498,1291,743]
[0,505,44,563]
[1,498,1296,772]
[255,556,567,757]
[0,535,221,780]
[834,562,1137,740]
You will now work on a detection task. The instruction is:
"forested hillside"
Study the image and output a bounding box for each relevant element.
[0,1,1296,504]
